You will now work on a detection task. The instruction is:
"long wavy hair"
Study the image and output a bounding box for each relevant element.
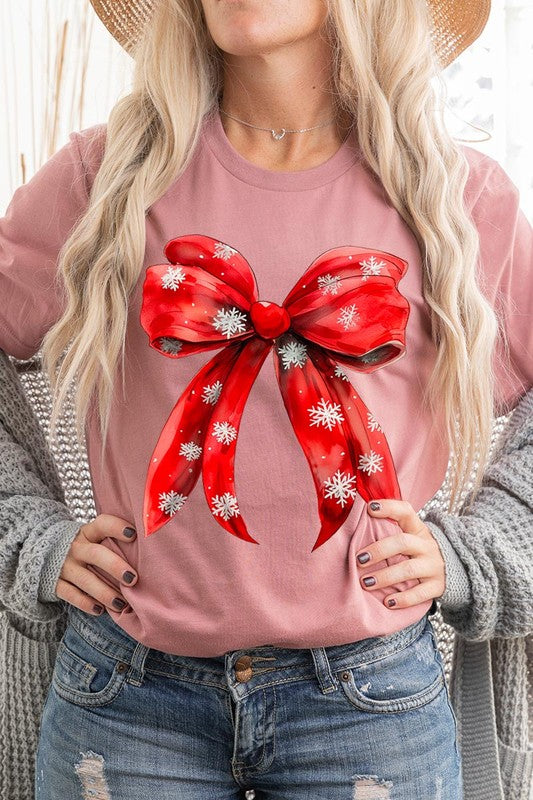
[41,0,514,514]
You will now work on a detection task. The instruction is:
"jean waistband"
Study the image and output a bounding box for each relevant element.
[64,603,431,698]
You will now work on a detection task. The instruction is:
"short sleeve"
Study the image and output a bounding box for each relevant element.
[467,155,533,416]
[0,127,102,360]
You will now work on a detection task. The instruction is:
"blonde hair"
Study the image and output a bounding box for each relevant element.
[42,0,513,514]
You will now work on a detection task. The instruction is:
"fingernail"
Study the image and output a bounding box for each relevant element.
[363,576,376,587]
[357,552,371,564]
[369,501,381,511]
[93,604,104,614]
[387,598,397,607]
[112,597,127,610]
[123,527,136,538]
[122,571,136,584]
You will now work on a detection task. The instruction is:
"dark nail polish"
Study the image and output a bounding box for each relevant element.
[122,571,136,584]
[369,501,381,511]
[363,576,376,587]
[93,604,104,614]
[387,598,397,607]
[123,527,136,538]
[357,551,370,564]
[112,597,127,610]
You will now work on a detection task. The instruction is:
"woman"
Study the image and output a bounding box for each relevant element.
[0,0,531,797]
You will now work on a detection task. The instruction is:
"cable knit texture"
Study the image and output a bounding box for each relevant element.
[0,343,532,800]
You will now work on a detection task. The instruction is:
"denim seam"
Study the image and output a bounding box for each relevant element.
[338,671,445,715]
[52,669,128,708]
[232,686,269,770]
[67,618,134,664]
[56,642,98,689]
[147,670,321,694]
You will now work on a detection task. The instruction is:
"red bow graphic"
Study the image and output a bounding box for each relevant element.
[140,234,410,552]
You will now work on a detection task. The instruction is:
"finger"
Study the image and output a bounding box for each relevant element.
[55,577,107,616]
[383,580,443,609]
[61,560,131,612]
[81,514,138,544]
[359,556,435,591]
[367,499,426,535]
[355,531,427,567]
[74,538,138,588]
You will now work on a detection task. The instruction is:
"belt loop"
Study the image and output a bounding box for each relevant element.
[125,641,151,687]
[310,647,338,694]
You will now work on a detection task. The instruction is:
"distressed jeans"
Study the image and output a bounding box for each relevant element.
[35,602,462,799]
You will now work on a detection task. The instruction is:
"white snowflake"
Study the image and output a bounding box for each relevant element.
[158,337,183,355]
[367,411,383,432]
[277,339,308,369]
[213,242,238,261]
[161,265,186,290]
[211,492,240,520]
[158,490,187,516]
[358,450,384,474]
[307,397,345,431]
[359,256,387,282]
[323,469,358,507]
[179,441,202,461]
[202,380,223,405]
[212,307,248,339]
[337,304,360,331]
[317,273,340,295]
[211,420,238,445]
[334,364,350,381]
[360,347,387,365]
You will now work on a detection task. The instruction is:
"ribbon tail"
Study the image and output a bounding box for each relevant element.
[202,336,272,544]
[274,333,359,553]
[143,343,243,537]
[312,349,403,504]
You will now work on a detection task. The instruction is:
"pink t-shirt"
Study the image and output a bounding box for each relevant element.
[1,109,532,657]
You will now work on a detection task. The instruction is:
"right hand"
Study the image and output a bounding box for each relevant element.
[54,514,138,616]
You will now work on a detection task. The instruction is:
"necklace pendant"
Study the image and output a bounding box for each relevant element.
[271,128,286,140]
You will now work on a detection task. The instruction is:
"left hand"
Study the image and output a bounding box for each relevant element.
[355,499,446,609]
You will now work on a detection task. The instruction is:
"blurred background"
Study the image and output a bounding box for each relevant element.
[1,0,532,219]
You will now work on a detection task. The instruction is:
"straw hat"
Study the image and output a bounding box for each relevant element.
[89,0,491,71]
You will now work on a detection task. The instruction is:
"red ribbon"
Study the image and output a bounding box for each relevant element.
[140,234,410,552]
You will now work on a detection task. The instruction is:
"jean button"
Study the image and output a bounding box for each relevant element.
[234,655,253,682]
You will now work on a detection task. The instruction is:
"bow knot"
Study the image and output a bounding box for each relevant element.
[140,234,411,552]
[250,300,291,339]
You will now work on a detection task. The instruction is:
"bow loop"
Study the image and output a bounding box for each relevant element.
[283,246,410,372]
[140,234,259,359]
[165,234,258,300]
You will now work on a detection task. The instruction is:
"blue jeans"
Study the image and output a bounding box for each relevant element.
[35,603,462,799]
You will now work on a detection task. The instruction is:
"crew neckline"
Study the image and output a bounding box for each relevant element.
[201,107,362,191]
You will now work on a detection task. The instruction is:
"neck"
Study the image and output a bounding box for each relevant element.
[217,34,353,166]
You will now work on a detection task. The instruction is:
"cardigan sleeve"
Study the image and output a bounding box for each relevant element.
[0,348,83,620]
[0,124,105,360]
[423,386,533,641]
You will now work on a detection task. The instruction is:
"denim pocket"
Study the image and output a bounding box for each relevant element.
[334,622,445,713]
[51,622,129,708]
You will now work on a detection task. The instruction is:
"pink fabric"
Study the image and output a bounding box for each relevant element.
[1,109,532,657]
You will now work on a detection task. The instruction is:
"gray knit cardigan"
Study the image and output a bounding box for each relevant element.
[0,345,532,800]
